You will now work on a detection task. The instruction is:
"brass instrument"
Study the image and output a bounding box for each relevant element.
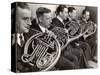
[51,20,86,50]
[83,21,97,39]
[21,32,61,71]
[51,27,68,49]
[21,19,95,71]
[66,20,81,38]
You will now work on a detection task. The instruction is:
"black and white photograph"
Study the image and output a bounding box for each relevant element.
[11,2,97,73]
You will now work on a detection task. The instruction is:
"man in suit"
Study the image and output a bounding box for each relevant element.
[11,2,35,72]
[12,3,57,72]
[34,7,79,70]
[66,7,93,68]
[31,7,56,37]
[52,5,79,69]
[52,5,68,28]
[79,9,97,67]
[65,7,83,60]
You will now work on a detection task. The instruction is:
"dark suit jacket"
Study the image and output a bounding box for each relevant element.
[52,17,80,69]
[11,24,43,72]
[16,32,37,72]
[52,17,65,28]
[15,23,56,72]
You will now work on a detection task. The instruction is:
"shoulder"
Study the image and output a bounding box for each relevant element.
[52,17,63,27]
[52,17,59,22]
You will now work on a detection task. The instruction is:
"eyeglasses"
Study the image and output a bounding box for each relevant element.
[22,17,33,23]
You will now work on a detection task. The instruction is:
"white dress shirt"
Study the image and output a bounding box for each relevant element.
[39,25,48,33]
[57,16,64,25]
[17,33,24,46]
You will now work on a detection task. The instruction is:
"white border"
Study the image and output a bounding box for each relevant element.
[0,0,99,75]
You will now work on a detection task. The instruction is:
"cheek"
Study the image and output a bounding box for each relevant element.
[64,15,67,19]
[72,15,75,18]
[64,14,67,18]
[44,20,48,24]
[19,20,26,29]
[64,13,67,16]
[73,14,75,17]
[88,16,90,19]
[86,16,89,20]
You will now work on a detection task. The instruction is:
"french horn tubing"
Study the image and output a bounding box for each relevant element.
[21,20,96,71]
[83,21,97,39]
[66,20,81,38]
[51,20,89,50]
[21,30,61,71]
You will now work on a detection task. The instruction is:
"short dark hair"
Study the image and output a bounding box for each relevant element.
[82,9,89,15]
[56,5,67,15]
[11,2,30,34]
[68,7,76,13]
[36,7,51,18]
[16,2,29,9]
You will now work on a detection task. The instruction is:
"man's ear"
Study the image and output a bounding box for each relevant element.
[59,12,62,16]
[83,14,85,18]
[38,17,43,23]
[68,12,72,17]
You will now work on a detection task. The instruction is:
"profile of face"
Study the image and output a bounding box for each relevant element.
[83,11,90,20]
[16,7,32,33]
[69,10,77,19]
[39,12,52,28]
[60,8,68,20]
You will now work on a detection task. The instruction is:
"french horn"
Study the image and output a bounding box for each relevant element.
[51,27,68,49]
[83,21,97,39]
[66,20,81,38]
[51,20,84,50]
[21,31,61,71]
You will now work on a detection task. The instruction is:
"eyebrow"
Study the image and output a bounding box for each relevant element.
[22,17,32,20]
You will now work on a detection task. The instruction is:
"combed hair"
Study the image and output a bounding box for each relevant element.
[82,9,89,15]
[16,2,29,9]
[11,2,29,33]
[36,7,51,18]
[56,5,67,15]
[68,7,76,13]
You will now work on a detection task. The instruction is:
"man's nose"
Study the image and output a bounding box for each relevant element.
[50,19,52,23]
[66,13,68,17]
[27,21,32,26]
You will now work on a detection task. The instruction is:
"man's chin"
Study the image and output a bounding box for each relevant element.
[24,29,29,33]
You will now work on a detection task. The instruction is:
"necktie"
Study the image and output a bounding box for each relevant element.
[19,34,25,47]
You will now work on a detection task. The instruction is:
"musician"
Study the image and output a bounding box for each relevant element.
[12,3,56,72]
[33,7,77,70]
[11,2,35,72]
[65,7,83,59]
[52,5,79,69]
[65,7,95,68]
[63,7,87,68]
[65,7,77,22]
[52,5,68,28]
[80,9,97,64]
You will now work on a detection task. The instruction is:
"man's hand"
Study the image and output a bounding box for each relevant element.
[64,28,68,33]
[45,29,57,38]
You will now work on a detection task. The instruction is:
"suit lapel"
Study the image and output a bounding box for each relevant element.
[52,17,65,28]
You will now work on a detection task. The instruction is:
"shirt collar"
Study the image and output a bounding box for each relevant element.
[57,16,64,24]
[68,16,72,21]
[17,33,24,46]
[39,24,47,33]
[82,18,88,23]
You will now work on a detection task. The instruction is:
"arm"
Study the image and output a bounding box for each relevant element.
[83,24,97,40]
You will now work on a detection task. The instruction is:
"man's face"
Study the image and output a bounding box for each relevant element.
[39,12,52,28]
[16,7,32,33]
[83,11,90,20]
[69,10,76,19]
[61,8,68,20]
